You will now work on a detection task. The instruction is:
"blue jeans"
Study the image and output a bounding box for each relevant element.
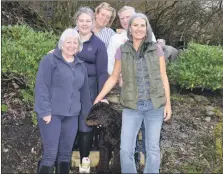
[120,100,164,173]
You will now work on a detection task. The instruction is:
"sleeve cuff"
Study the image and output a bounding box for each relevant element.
[38,112,51,118]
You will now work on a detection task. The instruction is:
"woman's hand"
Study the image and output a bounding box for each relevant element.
[43,115,51,124]
[93,98,100,105]
[164,103,172,122]
[101,99,109,104]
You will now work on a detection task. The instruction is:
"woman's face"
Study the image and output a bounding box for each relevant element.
[95,8,112,28]
[77,13,93,35]
[62,36,79,57]
[130,17,147,41]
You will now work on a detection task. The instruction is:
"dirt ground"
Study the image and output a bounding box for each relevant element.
[1,81,223,173]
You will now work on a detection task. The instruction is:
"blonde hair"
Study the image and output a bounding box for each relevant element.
[95,2,116,27]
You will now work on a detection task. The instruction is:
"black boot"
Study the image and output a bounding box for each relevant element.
[78,131,93,163]
[37,160,41,172]
[38,165,54,174]
[55,162,70,174]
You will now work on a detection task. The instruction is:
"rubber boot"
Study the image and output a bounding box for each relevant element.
[78,131,93,163]
[55,162,70,174]
[37,165,54,174]
[37,160,41,173]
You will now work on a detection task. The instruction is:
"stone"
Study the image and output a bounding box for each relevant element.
[205,106,215,112]
[205,117,211,122]
[3,148,9,153]
[12,82,19,89]
[207,111,215,116]
[192,95,209,104]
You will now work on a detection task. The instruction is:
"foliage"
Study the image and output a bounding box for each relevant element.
[1,104,8,112]
[167,42,223,91]
[2,25,58,124]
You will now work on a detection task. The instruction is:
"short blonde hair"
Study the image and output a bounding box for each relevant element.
[95,2,116,27]
[58,28,83,52]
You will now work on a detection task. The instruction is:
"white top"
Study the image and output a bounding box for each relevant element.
[107,30,157,75]
[95,27,115,48]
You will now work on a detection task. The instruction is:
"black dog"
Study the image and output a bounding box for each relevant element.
[86,102,122,173]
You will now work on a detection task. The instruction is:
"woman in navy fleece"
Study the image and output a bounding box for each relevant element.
[35,29,92,174]
[73,7,108,173]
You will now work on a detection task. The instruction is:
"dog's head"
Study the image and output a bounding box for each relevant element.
[86,102,121,128]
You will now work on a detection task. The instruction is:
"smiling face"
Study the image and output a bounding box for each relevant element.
[76,13,93,35]
[95,8,112,28]
[130,17,147,41]
[119,9,135,30]
[62,36,79,57]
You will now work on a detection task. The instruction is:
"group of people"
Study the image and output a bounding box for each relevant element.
[34,2,172,174]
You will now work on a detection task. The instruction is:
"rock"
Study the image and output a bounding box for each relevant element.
[191,95,209,104]
[3,148,9,153]
[107,95,120,104]
[206,110,215,116]
[31,147,37,154]
[205,117,211,122]
[205,106,215,112]
[12,82,19,89]
[6,116,12,120]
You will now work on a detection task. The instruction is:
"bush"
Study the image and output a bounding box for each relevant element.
[167,42,223,90]
[2,25,58,123]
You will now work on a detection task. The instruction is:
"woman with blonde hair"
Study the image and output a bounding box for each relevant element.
[93,2,116,48]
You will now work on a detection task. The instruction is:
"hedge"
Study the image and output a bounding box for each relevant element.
[2,25,58,123]
[167,42,223,90]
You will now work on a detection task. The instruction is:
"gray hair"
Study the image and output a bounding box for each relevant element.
[118,6,135,16]
[127,13,153,43]
[74,7,94,25]
[58,28,83,52]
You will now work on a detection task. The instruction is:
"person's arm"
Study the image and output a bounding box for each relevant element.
[159,56,172,121]
[96,42,108,93]
[34,55,54,118]
[94,59,121,104]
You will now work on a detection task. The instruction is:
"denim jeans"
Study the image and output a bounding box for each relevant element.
[120,100,164,173]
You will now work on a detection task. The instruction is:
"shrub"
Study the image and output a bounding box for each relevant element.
[2,25,58,123]
[167,42,223,90]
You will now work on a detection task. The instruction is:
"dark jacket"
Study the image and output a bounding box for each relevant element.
[34,49,92,118]
[77,33,108,93]
[55,32,108,95]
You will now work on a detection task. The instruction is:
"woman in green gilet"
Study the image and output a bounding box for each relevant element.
[94,13,171,173]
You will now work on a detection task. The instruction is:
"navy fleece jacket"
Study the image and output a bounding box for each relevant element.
[34,49,92,118]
